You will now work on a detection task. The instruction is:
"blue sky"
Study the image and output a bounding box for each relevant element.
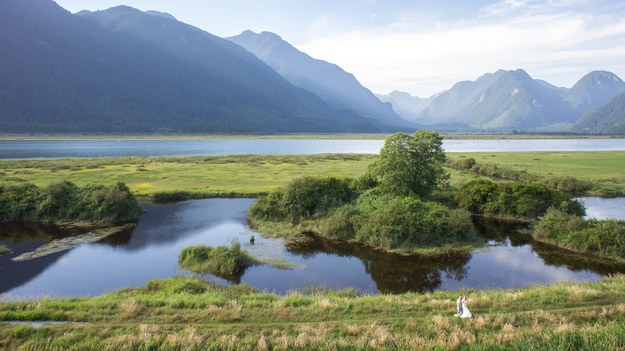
[55,0,625,97]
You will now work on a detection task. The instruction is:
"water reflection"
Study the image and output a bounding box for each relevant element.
[286,233,471,293]
[1,198,623,298]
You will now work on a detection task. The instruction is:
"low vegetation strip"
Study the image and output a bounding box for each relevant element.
[534,208,625,261]
[1,275,625,350]
[446,151,625,196]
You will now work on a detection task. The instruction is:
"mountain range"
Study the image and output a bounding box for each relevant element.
[378,70,625,132]
[227,30,411,128]
[1,0,623,134]
[0,0,399,134]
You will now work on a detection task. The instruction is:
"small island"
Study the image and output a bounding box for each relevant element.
[249,131,482,255]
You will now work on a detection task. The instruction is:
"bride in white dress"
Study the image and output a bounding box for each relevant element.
[459,297,472,318]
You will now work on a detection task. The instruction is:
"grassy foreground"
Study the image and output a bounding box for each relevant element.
[1,275,625,350]
[1,151,624,200]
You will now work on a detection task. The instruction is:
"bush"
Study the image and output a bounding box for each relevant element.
[321,193,478,250]
[456,178,585,219]
[534,208,625,260]
[249,176,354,221]
[178,241,258,277]
[0,181,143,223]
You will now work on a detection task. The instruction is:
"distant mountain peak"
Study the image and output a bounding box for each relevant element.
[145,11,177,21]
[228,30,411,128]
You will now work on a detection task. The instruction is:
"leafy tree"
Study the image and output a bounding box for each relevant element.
[369,130,447,197]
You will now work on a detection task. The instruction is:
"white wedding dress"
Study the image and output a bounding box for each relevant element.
[459,300,471,318]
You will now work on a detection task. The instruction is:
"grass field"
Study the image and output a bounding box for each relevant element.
[447,151,625,195]
[0,154,376,199]
[1,275,624,350]
[1,151,623,199]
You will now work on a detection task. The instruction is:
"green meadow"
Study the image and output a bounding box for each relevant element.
[1,151,624,199]
[446,151,625,186]
[0,154,376,199]
[1,275,625,350]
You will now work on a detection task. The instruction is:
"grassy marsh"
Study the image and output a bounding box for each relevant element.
[1,275,625,350]
[446,151,625,196]
[1,151,623,200]
[0,154,377,199]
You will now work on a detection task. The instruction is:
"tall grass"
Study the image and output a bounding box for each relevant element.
[1,275,625,350]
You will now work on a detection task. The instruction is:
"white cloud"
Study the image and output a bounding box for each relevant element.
[298,1,625,97]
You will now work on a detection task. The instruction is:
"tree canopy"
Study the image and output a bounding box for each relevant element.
[369,130,447,197]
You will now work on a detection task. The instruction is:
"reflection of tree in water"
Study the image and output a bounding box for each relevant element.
[472,217,530,246]
[286,233,471,294]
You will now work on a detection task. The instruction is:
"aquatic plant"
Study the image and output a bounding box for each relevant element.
[178,241,257,277]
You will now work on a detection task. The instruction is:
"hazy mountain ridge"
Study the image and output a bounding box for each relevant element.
[376,91,432,121]
[378,70,625,132]
[572,91,625,134]
[227,30,412,127]
[0,0,392,134]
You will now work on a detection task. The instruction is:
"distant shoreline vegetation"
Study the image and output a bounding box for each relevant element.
[0,181,144,224]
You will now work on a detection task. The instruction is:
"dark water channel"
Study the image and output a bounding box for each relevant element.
[1,198,624,299]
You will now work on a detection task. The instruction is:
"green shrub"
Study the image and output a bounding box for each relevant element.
[0,181,143,223]
[249,176,354,221]
[178,241,258,277]
[322,193,479,250]
[456,178,584,219]
[534,208,625,260]
[0,244,9,256]
[282,176,354,218]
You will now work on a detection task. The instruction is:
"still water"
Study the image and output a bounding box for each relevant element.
[1,139,625,159]
[2,198,622,299]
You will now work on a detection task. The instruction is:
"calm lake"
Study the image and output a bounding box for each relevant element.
[1,197,623,299]
[1,138,625,158]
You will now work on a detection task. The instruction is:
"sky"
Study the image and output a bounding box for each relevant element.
[54,0,625,97]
